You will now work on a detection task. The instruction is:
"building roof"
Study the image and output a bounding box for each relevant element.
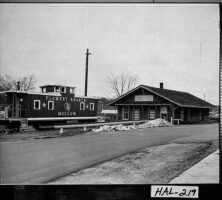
[109,84,215,108]
[0,90,99,99]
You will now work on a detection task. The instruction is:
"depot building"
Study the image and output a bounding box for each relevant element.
[109,83,215,123]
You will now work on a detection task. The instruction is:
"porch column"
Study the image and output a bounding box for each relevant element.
[170,105,175,124]
[171,105,175,119]
[181,107,184,122]
[187,108,191,121]
[199,109,202,120]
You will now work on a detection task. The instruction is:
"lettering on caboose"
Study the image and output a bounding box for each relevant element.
[58,112,77,116]
[46,96,86,102]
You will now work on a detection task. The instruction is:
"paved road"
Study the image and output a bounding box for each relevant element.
[0,123,218,184]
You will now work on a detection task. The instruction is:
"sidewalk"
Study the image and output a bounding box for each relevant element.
[170,150,219,184]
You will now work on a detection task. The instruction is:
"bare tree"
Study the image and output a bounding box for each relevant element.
[108,71,138,97]
[20,74,36,91]
[0,74,16,91]
[0,74,36,91]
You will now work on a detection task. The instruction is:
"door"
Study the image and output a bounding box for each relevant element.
[122,107,129,120]
[160,106,167,120]
[133,108,140,120]
[12,93,20,118]
[15,98,20,118]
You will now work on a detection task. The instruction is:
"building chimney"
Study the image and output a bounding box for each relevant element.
[17,82,20,91]
[160,82,163,89]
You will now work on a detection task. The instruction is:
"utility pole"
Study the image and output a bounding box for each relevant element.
[85,48,91,96]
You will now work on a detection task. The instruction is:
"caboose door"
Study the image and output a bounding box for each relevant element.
[12,93,20,118]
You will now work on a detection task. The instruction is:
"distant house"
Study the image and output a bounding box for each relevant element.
[97,97,117,121]
[209,106,219,119]
[109,83,215,123]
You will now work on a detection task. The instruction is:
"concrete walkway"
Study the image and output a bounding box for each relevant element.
[170,150,219,184]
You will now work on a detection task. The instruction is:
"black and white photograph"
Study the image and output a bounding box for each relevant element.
[0,1,220,191]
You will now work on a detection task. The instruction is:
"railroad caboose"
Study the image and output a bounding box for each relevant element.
[0,84,98,130]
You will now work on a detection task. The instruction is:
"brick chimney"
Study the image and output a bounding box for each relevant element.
[160,82,164,89]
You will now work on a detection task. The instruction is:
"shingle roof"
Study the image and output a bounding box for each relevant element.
[109,85,215,108]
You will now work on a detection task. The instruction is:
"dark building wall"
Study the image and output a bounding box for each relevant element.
[27,94,98,118]
[117,106,122,120]
[66,87,70,94]
[0,94,7,105]
[174,108,181,119]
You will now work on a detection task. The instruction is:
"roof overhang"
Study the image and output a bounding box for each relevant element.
[2,90,62,96]
[180,105,216,109]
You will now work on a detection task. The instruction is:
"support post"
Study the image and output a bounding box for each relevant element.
[85,48,91,96]
[181,107,184,122]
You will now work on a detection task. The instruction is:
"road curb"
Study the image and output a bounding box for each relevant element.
[169,150,219,184]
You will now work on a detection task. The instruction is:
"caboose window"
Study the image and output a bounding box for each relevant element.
[34,100,40,110]
[61,87,66,93]
[42,87,46,93]
[55,86,60,93]
[70,88,75,94]
[90,103,94,111]
[80,102,85,110]
[48,101,54,110]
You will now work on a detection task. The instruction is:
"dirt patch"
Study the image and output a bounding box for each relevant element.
[50,141,218,184]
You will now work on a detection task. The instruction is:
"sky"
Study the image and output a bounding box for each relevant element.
[0,4,219,105]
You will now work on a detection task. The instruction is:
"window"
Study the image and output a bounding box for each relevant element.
[160,106,167,114]
[70,87,75,94]
[55,86,60,93]
[61,87,66,93]
[90,103,94,111]
[42,87,46,93]
[149,109,155,120]
[123,107,129,120]
[34,100,40,110]
[135,95,153,102]
[80,102,85,110]
[48,101,54,110]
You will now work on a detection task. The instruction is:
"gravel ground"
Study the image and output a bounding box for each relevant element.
[50,140,218,184]
[0,128,86,142]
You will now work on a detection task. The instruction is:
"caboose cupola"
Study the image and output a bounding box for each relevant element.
[40,85,76,96]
